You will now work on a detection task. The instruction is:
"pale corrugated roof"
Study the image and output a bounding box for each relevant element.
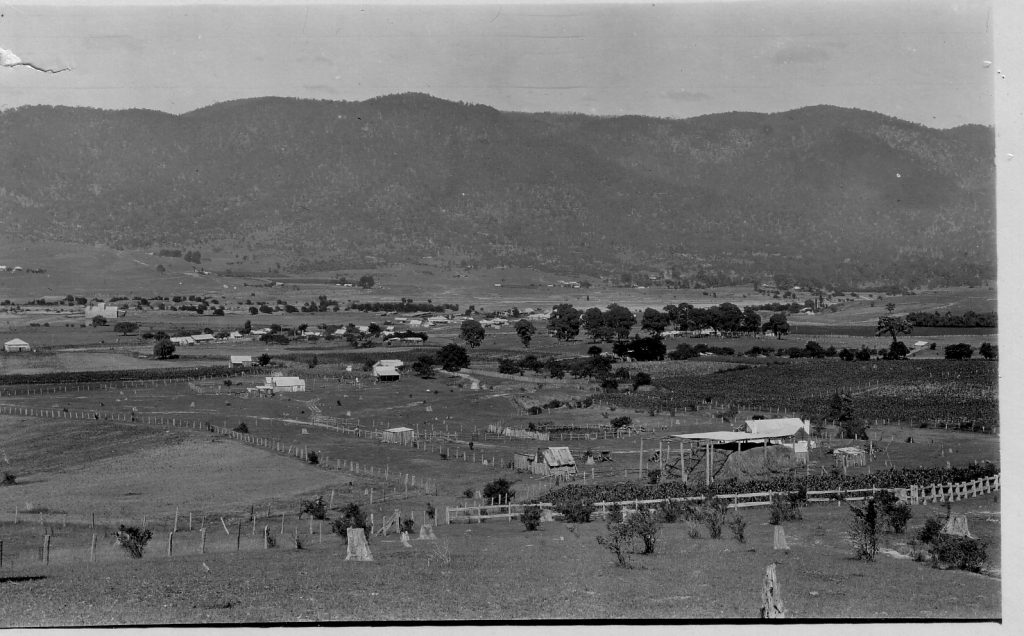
[744,418,808,437]
[542,447,576,467]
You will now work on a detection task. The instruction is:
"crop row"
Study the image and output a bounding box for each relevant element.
[537,462,999,509]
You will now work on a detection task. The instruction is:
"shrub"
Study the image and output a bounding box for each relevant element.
[606,503,623,524]
[699,498,728,539]
[647,468,662,484]
[656,499,687,523]
[520,505,543,531]
[400,518,416,534]
[686,520,701,539]
[115,525,153,559]
[596,522,633,568]
[307,450,319,465]
[482,478,515,501]
[848,499,879,561]
[299,496,327,520]
[727,514,747,543]
[917,517,944,545]
[930,535,988,572]
[769,494,802,524]
[557,500,594,523]
[875,490,912,533]
[610,416,632,430]
[463,488,475,499]
[625,508,660,554]
[1,471,15,486]
[233,422,249,434]
[330,503,370,542]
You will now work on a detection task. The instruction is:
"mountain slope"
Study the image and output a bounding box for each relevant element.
[0,95,994,288]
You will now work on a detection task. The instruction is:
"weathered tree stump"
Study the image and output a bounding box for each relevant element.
[941,513,973,538]
[760,563,786,619]
[345,528,373,561]
[773,525,790,550]
[401,531,412,548]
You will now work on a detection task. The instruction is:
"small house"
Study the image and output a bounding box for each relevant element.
[266,376,305,392]
[372,361,401,381]
[229,355,255,368]
[170,336,196,346]
[191,333,216,344]
[3,338,31,352]
[382,427,415,444]
[84,302,125,320]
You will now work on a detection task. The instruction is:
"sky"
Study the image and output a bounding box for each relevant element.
[0,0,997,127]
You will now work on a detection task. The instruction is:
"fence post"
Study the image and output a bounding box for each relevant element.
[90,534,97,562]
[200,528,207,554]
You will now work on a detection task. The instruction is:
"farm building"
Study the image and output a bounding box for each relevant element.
[744,418,810,438]
[84,302,126,319]
[229,355,255,368]
[382,427,415,444]
[673,429,809,486]
[372,361,401,381]
[265,376,306,392]
[516,447,578,477]
[191,333,216,344]
[4,338,31,352]
[170,336,195,346]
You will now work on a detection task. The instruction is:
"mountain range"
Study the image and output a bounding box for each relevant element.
[0,93,994,288]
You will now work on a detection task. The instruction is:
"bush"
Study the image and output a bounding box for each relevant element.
[299,496,327,520]
[930,534,988,572]
[330,503,370,542]
[233,422,249,434]
[520,505,543,531]
[917,517,944,545]
[647,468,662,484]
[699,498,728,539]
[626,508,660,554]
[307,450,319,465]
[656,499,687,523]
[727,514,747,543]
[596,522,633,568]
[463,488,475,499]
[875,490,912,533]
[482,478,515,502]
[1,471,15,486]
[769,494,802,524]
[606,502,623,524]
[610,416,632,430]
[400,518,416,534]
[115,525,153,559]
[557,500,594,523]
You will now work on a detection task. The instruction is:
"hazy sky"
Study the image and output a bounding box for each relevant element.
[0,0,995,127]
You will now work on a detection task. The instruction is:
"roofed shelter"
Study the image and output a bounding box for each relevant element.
[532,447,577,477]
[744,418,810,438]
[672,429,807,487]
[4,338,30,352]
[382,427,415,444]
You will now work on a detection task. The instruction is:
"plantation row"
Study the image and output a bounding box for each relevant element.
[619,359,998,427]
[536,462,1000,510]
[0,365,253,388]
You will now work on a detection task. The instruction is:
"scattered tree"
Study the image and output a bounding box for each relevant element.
[153,338,175,360]
[115,525,153,559]
[944,343,974,360]
[435,344,470,372]
[113,322,139,335]
[460,319,486,348]
[514,319,536,348]
[548,303,582,341]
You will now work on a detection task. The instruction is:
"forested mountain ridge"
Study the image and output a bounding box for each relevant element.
[0,94,994,288]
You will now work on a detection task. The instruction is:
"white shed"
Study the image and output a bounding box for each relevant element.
[4,338,31,352]
[266,376,306,392]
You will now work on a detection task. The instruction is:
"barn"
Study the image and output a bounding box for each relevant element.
[372,360,403,381]
[229,355,255,368]
[266,376,306,392]
[3,338,31,352]
[382,427,415,444]
[522,447,578,477]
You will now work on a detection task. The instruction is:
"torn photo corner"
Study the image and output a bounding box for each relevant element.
[0,46,71,73]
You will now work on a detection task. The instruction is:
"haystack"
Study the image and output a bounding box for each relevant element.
[716,445,799,482]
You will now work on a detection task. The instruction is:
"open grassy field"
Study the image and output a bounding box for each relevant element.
[0,490,1001,624]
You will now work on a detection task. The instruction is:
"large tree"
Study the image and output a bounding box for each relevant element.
[740,307,762,333]
[153,338,175,360]
[604,304,636,341]
[876,315,913,345]
[581,307,609,342]
[548,303,582,341]
[764,313,790,339]
[513,319,536,348]
[460,319,486,348]
[709,302,743,334]
[436,344,470,371]
[640,307,670,335]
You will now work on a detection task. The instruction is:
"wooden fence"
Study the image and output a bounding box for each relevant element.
[445,474,1000,523]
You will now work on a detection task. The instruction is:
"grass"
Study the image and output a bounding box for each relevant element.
[0,494,1000,625]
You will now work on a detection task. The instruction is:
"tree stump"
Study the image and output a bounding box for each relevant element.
[345,528,373,561]
[773,526,790,550]
[401,531,412,548]
[941,514,973,538]
[760,563,786,619]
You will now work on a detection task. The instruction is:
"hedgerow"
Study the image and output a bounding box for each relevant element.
[536,463,998,508]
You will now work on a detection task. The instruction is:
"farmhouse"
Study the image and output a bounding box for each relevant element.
[265,376,306,392]
[170,336,195,346]
[372,360,403,381]
[381,426,415,444]
[229,355,255,368]
[191,333,216,344]
[84,302,126,319]
[4,338,31,352]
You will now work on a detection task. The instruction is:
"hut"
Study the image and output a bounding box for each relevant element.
[3,338,30,352]
[382,427,415,444]
[372,361,401,381]
[513,452,536,472]
[530,447,577,477]
[229,355,255,368]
